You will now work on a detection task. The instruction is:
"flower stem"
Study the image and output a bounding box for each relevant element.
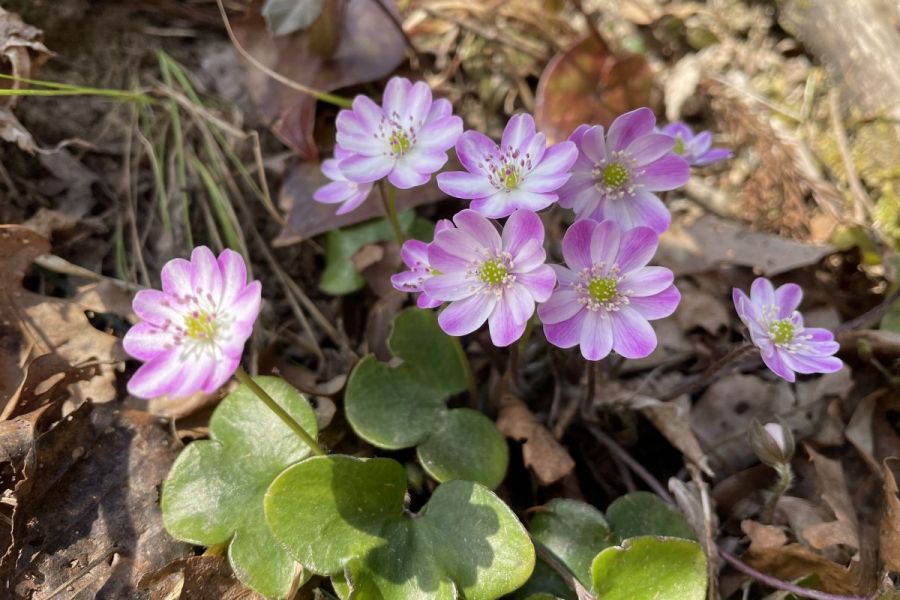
[762,463,793,524]
[234,367,325,456]
[659,342,756,401]
[379,180,405,245]
[451,336,478,408]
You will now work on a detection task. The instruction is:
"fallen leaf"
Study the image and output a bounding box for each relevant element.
[628,392,713,476]
[845,391,881,473]
[233,0,405,159]
[137,555,268,600]
[673,280,730,334]
[802,447,860,551]
[880,459,900,572]
[0,226,126,416]
[497,394,575,486]
[535,35,655,144]
[658,214,835,276]
[0,7,51,153]
[11,403,191,598]
[74,280,138,323]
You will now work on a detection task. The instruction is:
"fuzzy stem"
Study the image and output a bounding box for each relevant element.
[762,463,793,524]
[379,180,406,244]
[234,367,324,456]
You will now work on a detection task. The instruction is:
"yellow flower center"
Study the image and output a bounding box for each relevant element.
[602,162,629,189]
[479,260,508,286]
[184,311,217,341]
[769,319,795,345]
[390,131,412,155]
[588,277,618,303]
[502,168,519,189]
[672,135,685,155]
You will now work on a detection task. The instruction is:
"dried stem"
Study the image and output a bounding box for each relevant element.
[659,342,756,401]
[378,180,406,244]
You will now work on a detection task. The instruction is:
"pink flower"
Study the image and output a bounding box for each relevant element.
[313,147,375,215]
[390,219,453,309]
[661,122,732,167]
[123,247,261,399]
[424,209,556,346]
[436,113,578,218]
[557,108,690,233]
[335,77,463,189]
[538,219,680,360]
[733,277,842,382]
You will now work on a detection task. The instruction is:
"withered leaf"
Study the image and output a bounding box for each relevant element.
[137,555,268,600]
[803,447,860,551]
[880,459,900,572]
[497,394,575,486]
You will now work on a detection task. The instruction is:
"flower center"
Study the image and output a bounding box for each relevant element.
[588,277,618,303]
[479,260,509,286]
[769,319,795,345]
[672,135,685,155]
[601,162,630,189]
[502,167,519,189]
[389,130,412,156]
[184,310,217,341]
[482,146,533,191]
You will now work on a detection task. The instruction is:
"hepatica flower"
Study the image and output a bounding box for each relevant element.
[733,277,842,382]
[313,147,374,215]
[425,209,556,346]
[437,113,578,218]
[538,219,680,360]
[123,247,261,399]
[335,76,463,189]
[390,219,453,309]
[661,122,732,167]
[557,108,690,233]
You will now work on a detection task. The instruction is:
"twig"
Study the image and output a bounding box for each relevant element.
[659,343,755,401]
[835,287,900,334]
[214,0,352,108]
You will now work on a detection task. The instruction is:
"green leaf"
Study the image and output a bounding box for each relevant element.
[320,211,415,295]
[605,492,696,541]
[530,499,614,587]
[262,0,324,35]
[346,308,508,488]
[161,376,318,598]
[265,456,535,600]
[590,536,707,600]
[417,409,509,489]
[510,561,575,600]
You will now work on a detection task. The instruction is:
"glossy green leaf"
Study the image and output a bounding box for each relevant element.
[590,536,707,600]
[510,561,575,600]
[605,492,696,541]
[265,455,535,600]
[320,211,415,295]
[417,409,509,489]
[346,308,508,488]
[161,376,318,598]
[530,499,614,587]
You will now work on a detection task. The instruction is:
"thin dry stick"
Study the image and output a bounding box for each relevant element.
[214,0,352,108]
[658,343,755,401]
[589,425,872,600]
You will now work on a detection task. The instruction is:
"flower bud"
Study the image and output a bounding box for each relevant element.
[749,419,795,467]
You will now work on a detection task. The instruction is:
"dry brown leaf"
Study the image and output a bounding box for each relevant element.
[74,280,137,323]
[880,459,900,572]
[803,447,860,551]
[630,394,713,477]
[658,214,835,276]
[0,226,126,417]
[138,555,267,600]
[0,7,51,153]
[497,394,575,486]
[741,519,863,595]
[673,280,729,334]
[845,391,882,473]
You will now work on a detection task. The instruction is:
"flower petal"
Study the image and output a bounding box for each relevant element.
[538,289,582,324]
[503,209,545,258]
[517,264,556,302]
[775,283,803,318]
[123,322,175,361]
[403,80,433,123]
[762,349,795,382]
[167,354,216,399]
[620,266,673,296]
[339,153,395,183]
[438,293,496,336]
[471,189,556,217]
[610,306,657,358]
[615,226,659,272]
[501,113,537,153]
[562,218,597,271]
[430,229,482,271]
[580,125,608,164]
[382,76,411,121]
[424,272,474,302]
[437,171,495,199]
[203,354,241,394]
[314,181,356,204]
[191,246,225,302]
[455,130,498,174]
[661,122,692,140]
[132,289,183,326]
[590,219,621,267]
[750,277,776,309]
[218,249,250,308]
[427,98,453,121]
[161,257,193,297]
[349,95,383,132]
[580,310,614,360]
[488,285,534,346]
[388,160,431,189]
[127,350,186,399]
[454,209,501,251]
[334,186,371,214]
[521,141,577,192]
[627,133,676,166]
[607,108,656,152]
[636,155,690,191]
[629,284,681,319]
[783,352,843,375]
[694,148,731,166]
[544,309,586,349]
[418,116,463,152]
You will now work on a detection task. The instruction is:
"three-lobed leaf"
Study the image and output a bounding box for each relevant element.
[345,308,509,488]
[590,536,707,600]
[161,376,318,599]
[265,455,535,599]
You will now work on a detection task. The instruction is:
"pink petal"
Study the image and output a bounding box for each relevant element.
[544,309,586,349]
[775,283,803,318]
[615,226,659,272]
[203,354,241,393]
[636,154,690,191]
[562,219,597,271]
[762,349,795,382]
[619,266,673,297]
[589,219,621,267]
[512,239,548,273]
[418,116,464,152]
[629,284,680,319]
[382,77,411,121]
[227,282,262,330]
[191,246,224,301]
[580,310,614,360]
[217,249,250,308]
[488,285,534,346]
[501,113,537,153]
[349,95,384,132]
[607,108,656,152]
[320,157,345,181]
[336,132,379,156]
[335,110,370,137]
[427,98,453,121]
[403,80,433,123]
[610,306,657,358]
[424,272,474,302]
[132,289,183,326]
[606,192,670,233]
[521,141,577,192]
[453,209,501,251]
[161,257,193,297]
[400,239,429,269]
[456,130,498,174]
[580,125,608,164]
[471,189,556,217]
[538,289,582,324]
[168,354,216,399]
[430,229,482,271]
[123,322,175,361]
[314,181,356,204]
[503,209,545,258]
[439,293,496,336]
[334,187,371,215]
[127,350,186,399]
[517,264,556,302]
[437,172,495,199]
[339,154,395,183]
[388,161,431,189]
[626,133,676,166]
[750,277,776,308]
